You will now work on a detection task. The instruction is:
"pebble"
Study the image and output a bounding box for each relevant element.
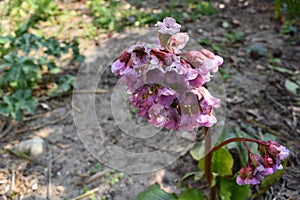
[256,64,266,70]
[15,138,44,159]
[32,182,38,191]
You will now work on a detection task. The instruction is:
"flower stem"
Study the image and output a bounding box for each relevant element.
[203,127,216,200]
[243,141,252,161]
[211,137,265,155]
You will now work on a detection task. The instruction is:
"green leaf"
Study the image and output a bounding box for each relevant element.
[189,142,204,161]
[0,36,10,44]
[246,43,268,56]
[178,189,204,200]
[285,79,299,94]
[136,184,177,200]
[220,178,250,200]
[267,65,294,75]
[198,148,233,176]
[179,171,204,186]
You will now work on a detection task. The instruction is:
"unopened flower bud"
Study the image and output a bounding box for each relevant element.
[200,49,215,59]
[250,154,263,167]
[119,49,131,62]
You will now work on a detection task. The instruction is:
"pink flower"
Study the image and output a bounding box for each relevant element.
[264,156,276,175]
[130,85,156,118]
[185,69,205,87]
[179,114,198,131]
[119,70,143,93]
[148,104,167,127]
[185,49,224,75]
[155,17,181,35]
[195,114,217,127]
[165,107,180,130]
[111,17,222,131]
[111,59,132,75]
[128,43,151,68]
[237,166,264,185]
[250,154,265,175]
[185,50,206,68]
[143,55,165,84]
[167,33,189,53]
[197,87,220,114]
[266,141,290,161]
[157,87,176,107]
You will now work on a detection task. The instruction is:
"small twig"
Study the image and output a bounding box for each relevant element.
[46,143,52,200]
[71,187,100,200]
[40,139,68,150]
[11,111,70,135]
[23,111,54,122]
[11,170,15,191]
[72,89,111,94]
[0,121,14,140]
[266,94,287,112]
[6,149,32,161]
[75,168,111,185]
[244,119,280,136]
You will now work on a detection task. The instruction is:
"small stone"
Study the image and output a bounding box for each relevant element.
[259,24,270,30]
[272,49,282,58]
[232,19,241,26]
[222,21,230,28]
[15,138,44,159]
[256,65,266,70]
[56,186,65,192]
[247,43,268,59]
[40,103,50,110]
[197,28,203,33]
[32,182,38,191]
[219,4,225,9]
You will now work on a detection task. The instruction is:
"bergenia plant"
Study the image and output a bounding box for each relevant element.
[111,17,290,200]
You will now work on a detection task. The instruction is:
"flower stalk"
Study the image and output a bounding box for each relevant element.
[203,127,216,200]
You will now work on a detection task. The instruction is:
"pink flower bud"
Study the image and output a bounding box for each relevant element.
[119,49,131,62]
[200,49,215,59]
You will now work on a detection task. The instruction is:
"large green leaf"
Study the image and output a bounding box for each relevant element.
[136,184,177,200]
[178,189,204,200]
[198,147,234,176]
[220,178,250,200]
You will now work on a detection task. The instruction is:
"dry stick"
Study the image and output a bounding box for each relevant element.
[72,89,111,94]
[11,111,70,135]
[76,168,111,185]
[46,143,52,200]
[0,121,14,140]
[71,187,100,200]
[245,119,280,136]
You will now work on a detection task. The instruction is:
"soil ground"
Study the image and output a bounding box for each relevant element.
[0,0,299,199]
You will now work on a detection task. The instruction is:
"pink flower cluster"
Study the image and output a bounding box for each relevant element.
[111,17,223,131]
[237,141,290,185]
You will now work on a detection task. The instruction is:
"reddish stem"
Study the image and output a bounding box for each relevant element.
[243,141,252,161]
[203,127,216,200]
[211,137,265,155]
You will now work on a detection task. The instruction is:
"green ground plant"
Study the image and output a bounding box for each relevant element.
[0,0,84,121]
[86,0,217,32]
[274,0,299,41]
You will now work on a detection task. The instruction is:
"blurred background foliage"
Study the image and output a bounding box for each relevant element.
[0,0,299,122]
